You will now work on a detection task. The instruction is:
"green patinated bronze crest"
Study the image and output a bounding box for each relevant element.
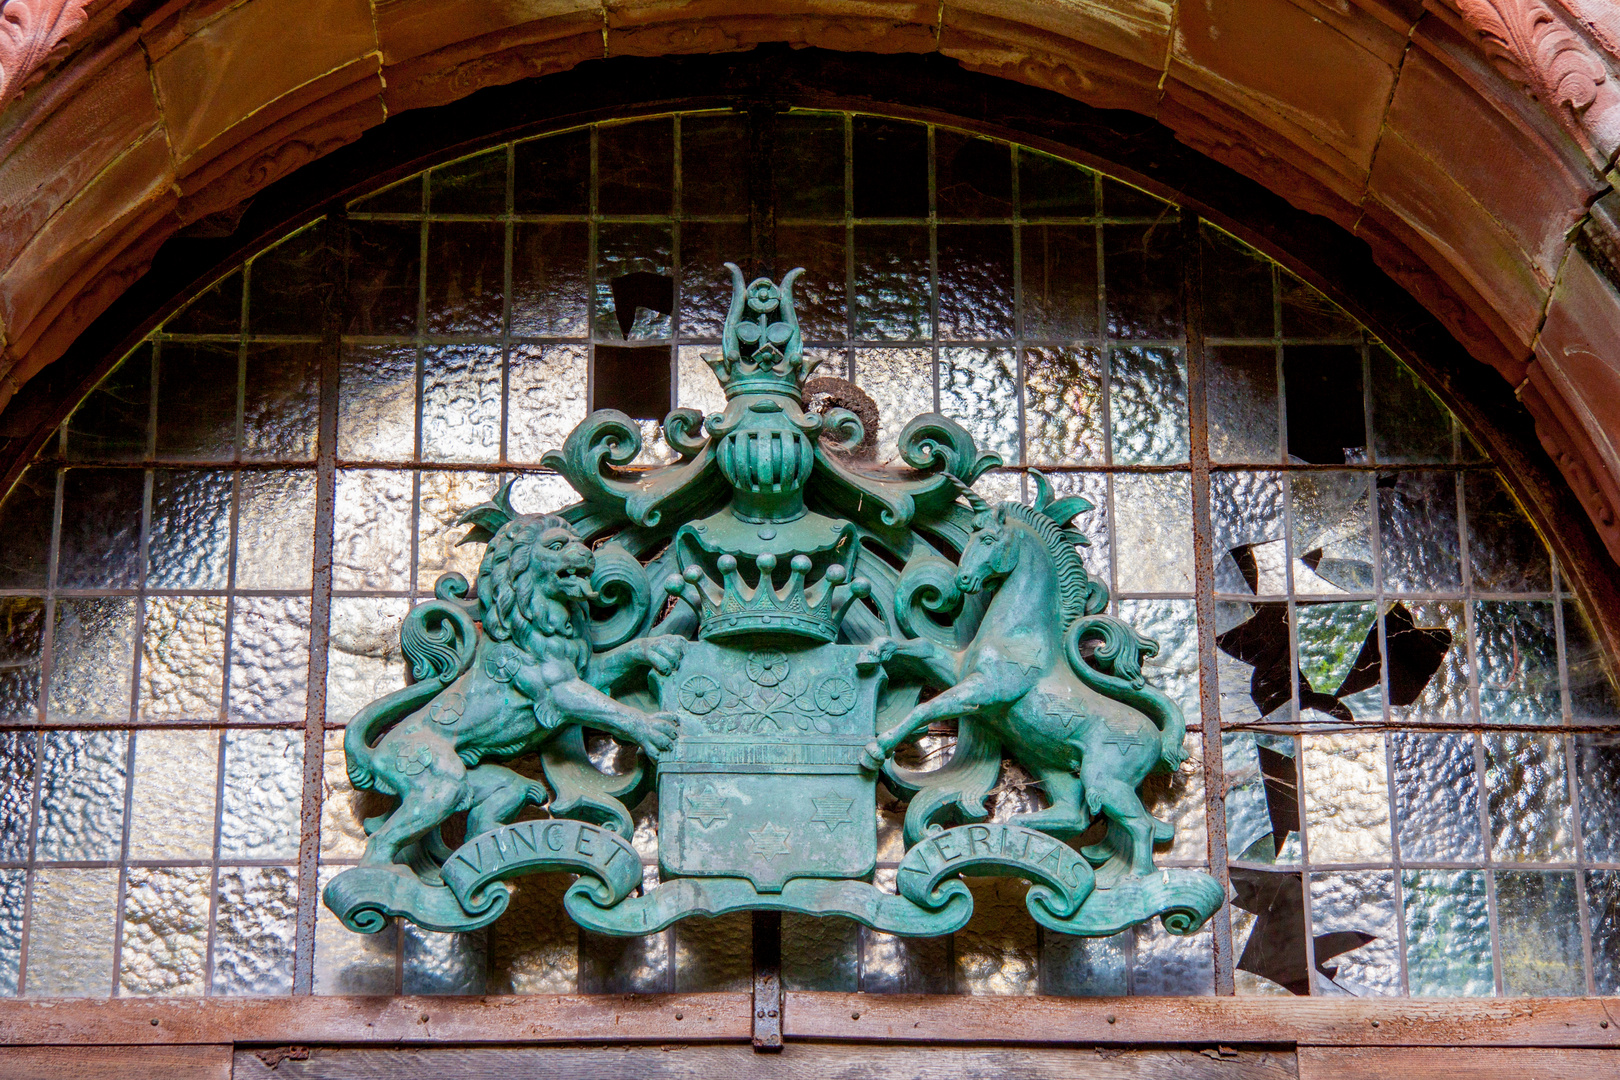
[323,262,1223,940]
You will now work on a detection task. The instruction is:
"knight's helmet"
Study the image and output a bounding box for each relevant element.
[703,264,822,523]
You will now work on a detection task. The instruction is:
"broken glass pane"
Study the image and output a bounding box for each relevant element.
[1310,870,1398,995]
[1224,731,1301,864]
[1291,472,1372,595]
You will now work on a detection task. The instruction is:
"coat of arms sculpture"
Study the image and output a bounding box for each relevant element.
[324,263,1223,941]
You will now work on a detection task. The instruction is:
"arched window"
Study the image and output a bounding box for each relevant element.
[1,108,1614,1001]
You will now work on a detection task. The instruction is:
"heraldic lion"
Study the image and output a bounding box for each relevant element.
[342,506,684,873]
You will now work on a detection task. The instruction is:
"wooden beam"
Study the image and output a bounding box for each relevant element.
[782,993,1620,1048]
[1297,1046,1620,1080]
[0,1044,231,1080]
[0,993,751,1046]
[0,992,1616,1049]
[229,1043,1299,1079]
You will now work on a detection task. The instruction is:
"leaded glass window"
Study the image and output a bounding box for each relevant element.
[0,109,1615,999]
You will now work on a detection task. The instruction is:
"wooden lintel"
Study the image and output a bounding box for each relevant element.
[781,992,1620,1048]
[0,992,1617,1049]
[0,993,751,1046]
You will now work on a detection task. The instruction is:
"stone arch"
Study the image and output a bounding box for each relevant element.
[2,0,1620,568]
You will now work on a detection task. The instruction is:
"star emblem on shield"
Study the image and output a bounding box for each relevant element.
[746,823,792,857]
[809,793,855,832]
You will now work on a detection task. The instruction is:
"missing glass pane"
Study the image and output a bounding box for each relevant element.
[593,346,673,421]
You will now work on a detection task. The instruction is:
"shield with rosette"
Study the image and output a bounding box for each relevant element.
[651,638,883,892]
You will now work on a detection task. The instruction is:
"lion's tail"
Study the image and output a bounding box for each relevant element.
[344,599,480,792]
[1063,614,1187,772]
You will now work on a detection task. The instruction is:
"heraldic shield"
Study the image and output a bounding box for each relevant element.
[323,260,1223,942]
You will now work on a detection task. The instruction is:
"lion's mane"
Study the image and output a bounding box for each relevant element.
[474,513,583,654]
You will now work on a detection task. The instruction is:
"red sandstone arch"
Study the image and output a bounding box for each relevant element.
[3,0,1620,566]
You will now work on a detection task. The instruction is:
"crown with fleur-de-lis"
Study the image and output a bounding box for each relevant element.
[706,263,821,400]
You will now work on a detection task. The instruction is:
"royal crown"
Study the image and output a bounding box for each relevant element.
[706,263,821,400]
[664,549,871,643]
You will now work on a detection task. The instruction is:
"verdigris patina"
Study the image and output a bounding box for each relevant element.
[323,262,1223,940]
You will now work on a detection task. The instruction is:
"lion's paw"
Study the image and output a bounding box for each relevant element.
[641,711,682,756]
[642,636,687,675]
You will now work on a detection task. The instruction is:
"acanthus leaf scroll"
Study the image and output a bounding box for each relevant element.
[323,260,1222,940]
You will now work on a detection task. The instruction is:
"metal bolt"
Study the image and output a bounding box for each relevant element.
[674,1012,683,1021]
[150,1019,160,1026]
[1603,1020,1611,1029]
[1106,1015,1116,1025]
[757,1009,766,1018]
[1371,1020,1381,1028]
[768,1009,778,1018]
[851,1012,860,1020]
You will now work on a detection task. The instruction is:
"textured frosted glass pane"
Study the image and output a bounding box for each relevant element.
[1466,472,1550,593]
[242,342,320,462]
[429,147,505,214]
[1039,471,1110,589]
[676,345,729,420]
[422,345,501,463]
[1378,472,1461,592]
[418,471,498,589]
[120,866,211,996]
[213,865,297,995]
[937,225,1013,340]
[1295,602,1380,718]
[1144,730,1206,864]
[1370,346,1451,464]
[853,226,930,341]
[1023,346,1104,465]
[0,731,35,860]
[1565,600,1620,722]
[1577,733,1620,862]
[1110,347,1187,465]
[939,347,1019,465]
[674,911,751,991]
[236,470,314,589]
[155,341,237,461]
[26,867,117,996]
[1020,224,1098,340]
[321,728,372,861]
[1485,732,1572,862]
[508,344,587,464]
[1291,471,1372,595]
[1280,270,1356,338]
[1200,224,1272,337]
[0,869,23,994]
[1388,601,1469,724]
[1222,731,1300,864]
[0,466,55,589]
[1475,600,1559,724]
[1392,731,1483,862]
[579,924,669,993]
[1588,870,1620,994]
[148,470,231,589]
[1207,347,1279,464]
[345,220,421,336]
[782,914,859,992]
[36,729,127,861]
[127,728,218,861]
[1042,931,1127,996]
[863,935,951,992]
[1302,732,1390,864]
[1113,473,1192,593]
[955,878,1038,995]
[405,924,488,995]
[65,349,151,462]
[1402,869,1492,996]
[1105,223,1183,341]
[1210,471,1284,595]
[337,344,416,462]
[1310,871,1398,995]
[682,223,752,338]
[326,598,408,728]
[425,222,504,335]
[595,223,672,340]
[139,596,226,721]
[1119,599,1200,726]
[221,729,303,861]
[229,596,309,723]
[1496,870,1584,996]
[486,875,576,993]
[314,866,398,994]
[853,348,932,463]
[0,598,43,722]
[57,468,143,588]
[1132,920,1212,995]
[333,469,412,592]
[511,222,588,337]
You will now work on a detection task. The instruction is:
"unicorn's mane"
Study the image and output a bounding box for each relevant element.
[999,500,1092,625]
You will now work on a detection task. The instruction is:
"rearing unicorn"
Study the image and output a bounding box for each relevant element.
[861,473,1189,882]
